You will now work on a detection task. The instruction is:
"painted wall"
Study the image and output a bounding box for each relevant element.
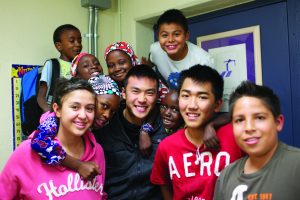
[0,0,116,170]
[0,0,251,170]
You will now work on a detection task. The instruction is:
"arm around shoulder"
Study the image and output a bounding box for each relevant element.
[160,184,173,200]
[37,82,50,112]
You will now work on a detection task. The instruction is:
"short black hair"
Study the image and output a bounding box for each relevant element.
[52,77,95,110]
[178,65,224,101]
[229,81,281,119]
[156,9,188,33]
[123,64,159,90]
[53,24,80,43]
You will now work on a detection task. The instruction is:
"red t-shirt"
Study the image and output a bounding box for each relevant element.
[151,123,243,200]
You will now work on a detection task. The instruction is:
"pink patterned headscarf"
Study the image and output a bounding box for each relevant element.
[104,42,140,66]
[71,52,89,77]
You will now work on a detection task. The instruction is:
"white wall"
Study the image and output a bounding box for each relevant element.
[0,0,96,170]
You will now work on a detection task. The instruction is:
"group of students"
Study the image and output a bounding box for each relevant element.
[1,8,300,200]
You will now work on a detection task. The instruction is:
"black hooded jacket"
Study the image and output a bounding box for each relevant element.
[94,106,166,200]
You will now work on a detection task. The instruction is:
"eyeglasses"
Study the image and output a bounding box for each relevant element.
[160,104,180,114]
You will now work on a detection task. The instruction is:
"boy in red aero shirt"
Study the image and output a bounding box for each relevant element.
[214,81,300,200]
[151,65,243,200]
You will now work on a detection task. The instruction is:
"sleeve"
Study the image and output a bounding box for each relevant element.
[217,123,244,161]
[0,142,28,199]
[0,164,19,199]
[40,60,53,88]
[149,43,155,63]
[30,112,66,165]
[150,142,170,185]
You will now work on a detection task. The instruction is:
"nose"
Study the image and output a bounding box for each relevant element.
[168,35,174,42]
[101,110,110,120]
[245,119,255,132]
[138,93,146,103]
[113,63,122,72]
[188,97,198,110]
[164,107,172,117]
[89,62,98,70]
[78,108,87,119]
[75,40,82,48]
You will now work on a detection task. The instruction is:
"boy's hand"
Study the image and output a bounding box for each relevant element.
[141,57,154,68]
[203,122,220,151]
[139,131,152,157]
[77,161,101,181]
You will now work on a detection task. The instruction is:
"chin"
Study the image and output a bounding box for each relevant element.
[166,51,178,56]
[74,127,89,136]
[185,122,202,129]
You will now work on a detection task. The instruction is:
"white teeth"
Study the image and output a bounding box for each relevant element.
[115,73,123,77]
[167,45,176,50]
[163,119,171,124]
[246,138,257,142]
[75,121,86,128]
[187,113,199,117]
[245,137,259,145]
[136,106,147,112]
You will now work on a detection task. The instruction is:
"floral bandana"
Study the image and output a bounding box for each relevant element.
[31,112,65,165]
[70,52,89,77]
[104,42,140,66]
[88,75,121,97]
[167,72,180,89]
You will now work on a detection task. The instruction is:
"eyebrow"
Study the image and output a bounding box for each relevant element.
[131,86,156,91]
[180,89,209,95]
[160,30,182,34]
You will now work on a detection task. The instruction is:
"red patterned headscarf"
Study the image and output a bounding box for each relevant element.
[71,52,89,77]
[104,42,140,66]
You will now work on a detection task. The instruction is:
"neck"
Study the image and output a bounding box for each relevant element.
[59,55,71,62]
[185,127,204,147]
[244,142,278,174]
[57,131,85,159]
[123,108,143,125]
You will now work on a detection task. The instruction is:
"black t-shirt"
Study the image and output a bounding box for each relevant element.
[119,108,140,144]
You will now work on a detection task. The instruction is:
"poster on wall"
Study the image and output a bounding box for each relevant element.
[11,64,40,149]
[197,25,262,112]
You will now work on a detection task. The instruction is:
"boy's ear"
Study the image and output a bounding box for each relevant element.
[54,42,62,52]
[121,87,126,100]
[275,114,284,132]
[214,99,223,112]
[52,103,61,118]
[185,31,190,41]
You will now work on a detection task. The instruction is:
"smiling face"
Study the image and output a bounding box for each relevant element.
[122,76,158,125]
[54,89,95,138]
[76,54,103,80]
[179,78,222,132]
[158,22,189,61]
[106,50,133,83]
[160,90,184,130]
[55,29,82,62]
[93,94,120,129]
[232,96,284,160]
